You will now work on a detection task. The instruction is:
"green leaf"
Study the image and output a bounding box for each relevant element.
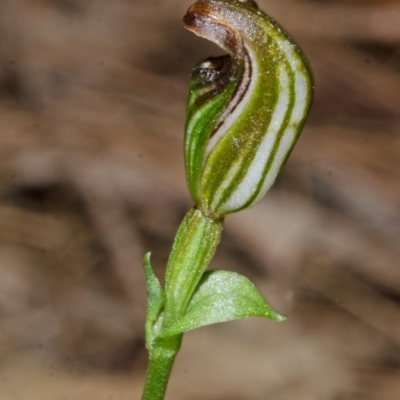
[161,270,284,337]
[163,209,223,329]
[143,253,165,348]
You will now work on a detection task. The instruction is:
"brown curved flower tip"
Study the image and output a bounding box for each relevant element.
[183,1,240,54]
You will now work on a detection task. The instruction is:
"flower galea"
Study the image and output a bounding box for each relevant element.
[183,0,313,218]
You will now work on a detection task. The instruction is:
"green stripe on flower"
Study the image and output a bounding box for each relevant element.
[183,0,313,218]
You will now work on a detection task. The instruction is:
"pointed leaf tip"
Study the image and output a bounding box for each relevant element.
[143,252,165,324]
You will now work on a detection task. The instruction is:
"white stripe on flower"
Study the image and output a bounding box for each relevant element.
[219,64,290,213]
[218,38,310,213]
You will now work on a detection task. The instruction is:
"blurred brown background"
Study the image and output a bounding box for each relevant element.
[0,0,399,399]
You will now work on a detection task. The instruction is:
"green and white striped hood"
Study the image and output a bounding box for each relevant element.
[183,0,313,218]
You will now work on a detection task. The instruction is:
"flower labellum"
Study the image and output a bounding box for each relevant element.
[183,0,313,218]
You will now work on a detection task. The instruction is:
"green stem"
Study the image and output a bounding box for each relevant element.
[164,208,223,327]
[141,208,222,400]
[141,335,182,400]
